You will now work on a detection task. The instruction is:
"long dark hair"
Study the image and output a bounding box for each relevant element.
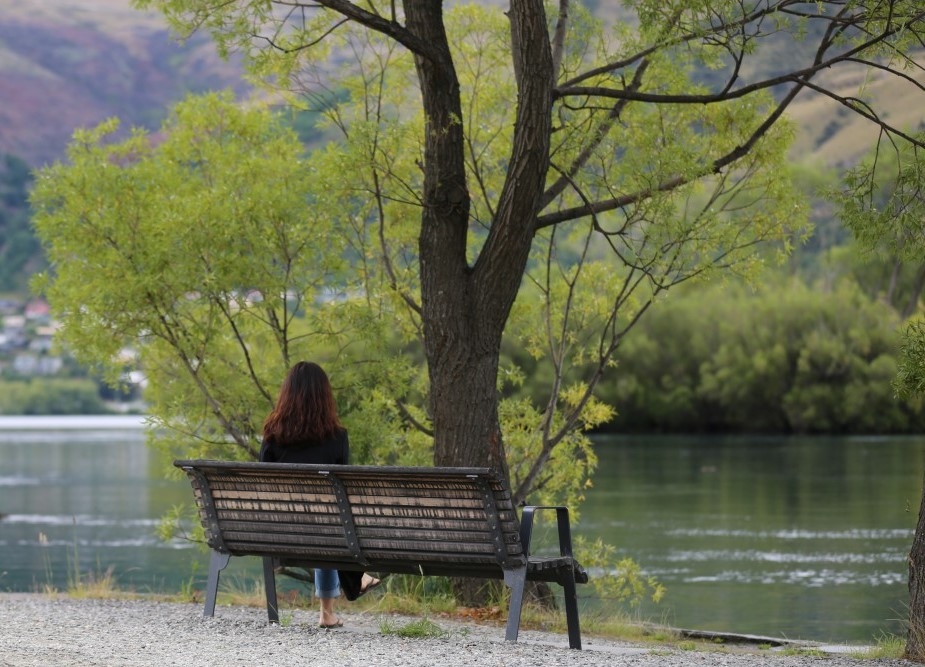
[262,361,342,444]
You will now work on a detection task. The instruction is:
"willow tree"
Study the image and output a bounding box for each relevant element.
[31,93,416,463]
[131,0,925,474]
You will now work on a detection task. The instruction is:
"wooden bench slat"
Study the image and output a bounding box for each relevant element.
[212,500,339,514]
[218,511,508,544]
[352,514,516,532]
[217,518,344,534]
[222,532,350,549]
[211,488,499,511]
[215,479,502,495]
[212,507,511,529]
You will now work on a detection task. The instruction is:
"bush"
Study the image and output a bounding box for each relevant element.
[597,277,924,434]
[0,378,112,414]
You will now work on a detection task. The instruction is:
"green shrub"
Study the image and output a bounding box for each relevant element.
[0,378,111,414]
[598,277,924,434]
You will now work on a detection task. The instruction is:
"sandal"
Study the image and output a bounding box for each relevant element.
[357,575,381,597]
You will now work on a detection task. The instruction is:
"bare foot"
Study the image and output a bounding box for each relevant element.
[360,573,381,595]
[319,614,343,628]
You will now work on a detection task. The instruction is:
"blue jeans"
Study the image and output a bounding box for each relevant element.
[315,568,340,599]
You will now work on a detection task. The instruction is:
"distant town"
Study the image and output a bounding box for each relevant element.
[0,296,60,376]
[0,296,145,411]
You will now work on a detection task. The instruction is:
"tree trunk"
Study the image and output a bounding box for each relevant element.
[907,473,925,661]
[408,0,554,468]
[406,0,555,606]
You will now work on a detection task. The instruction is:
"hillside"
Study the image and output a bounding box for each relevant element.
[787,62,925,168]
[0,0,249,168]
[2,1,920,170]
[1,0,923,296]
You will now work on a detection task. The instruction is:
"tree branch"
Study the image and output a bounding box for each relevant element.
[310,0,445,64]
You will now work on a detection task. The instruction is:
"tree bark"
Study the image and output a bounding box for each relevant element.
[408,0,553,476]
[406,0,554,606]
[907,473,925,661]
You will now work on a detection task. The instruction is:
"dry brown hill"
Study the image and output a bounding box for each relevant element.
[0,0,249,167]
[1,1,920,170]
[787,62,925,168]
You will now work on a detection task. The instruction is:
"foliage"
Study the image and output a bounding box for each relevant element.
[598,277,924,434]
[378,617,453,640]
[156,503,204,546]
[834,135,925,405]
[0,378,111,415]
[573,536,666,608]
[837,134,925,262]
[896,320,925,399]
[499,397,600,509]
[127,0,821,485]
[30,92,416,463]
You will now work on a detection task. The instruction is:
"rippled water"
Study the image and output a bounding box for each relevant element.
[0,420,921,643]
[0,417,202,594]
[579,434,922,643]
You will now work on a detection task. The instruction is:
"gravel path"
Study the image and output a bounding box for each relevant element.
[0,594,916,667]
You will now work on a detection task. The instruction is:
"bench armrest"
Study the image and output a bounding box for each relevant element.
[519,505,576,559]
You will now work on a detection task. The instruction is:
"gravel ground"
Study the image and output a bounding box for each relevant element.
[0,594,917,667]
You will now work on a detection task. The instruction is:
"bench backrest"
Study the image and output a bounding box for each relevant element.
[175,460,527,578]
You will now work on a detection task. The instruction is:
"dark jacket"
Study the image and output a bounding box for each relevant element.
[258,427,363,600]
[258,427,349,465]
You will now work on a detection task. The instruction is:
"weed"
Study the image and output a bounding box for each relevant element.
[372,575,456,616]
[221,574,271,609]
[379,617,449,639]
[178,560,202,603]
[38,531,57,594]
[863,632,905,659]
[68,565,121,599]
[779,647,827,658]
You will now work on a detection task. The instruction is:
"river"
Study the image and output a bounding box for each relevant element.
[0,416,920,643]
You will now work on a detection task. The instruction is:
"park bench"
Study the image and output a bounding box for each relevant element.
[174,460,589,649]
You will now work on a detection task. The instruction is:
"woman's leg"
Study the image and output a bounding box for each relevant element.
[315,568,341,626]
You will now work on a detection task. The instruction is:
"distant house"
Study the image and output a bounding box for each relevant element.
[1,315,27,349]
[3,315,26,331]
[12,354,63,376]
[28,336,54,354]
[30,324,60,353]
[0,299,23,316]
[23,299,51,321]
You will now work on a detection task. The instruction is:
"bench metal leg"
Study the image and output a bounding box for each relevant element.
[263,557,279,624]
[519,505,584,649]
[204,551,231,618]
[503,568,528,643]
[562,571,582,650]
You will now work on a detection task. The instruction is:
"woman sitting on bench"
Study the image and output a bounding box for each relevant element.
[260,360,381,628]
